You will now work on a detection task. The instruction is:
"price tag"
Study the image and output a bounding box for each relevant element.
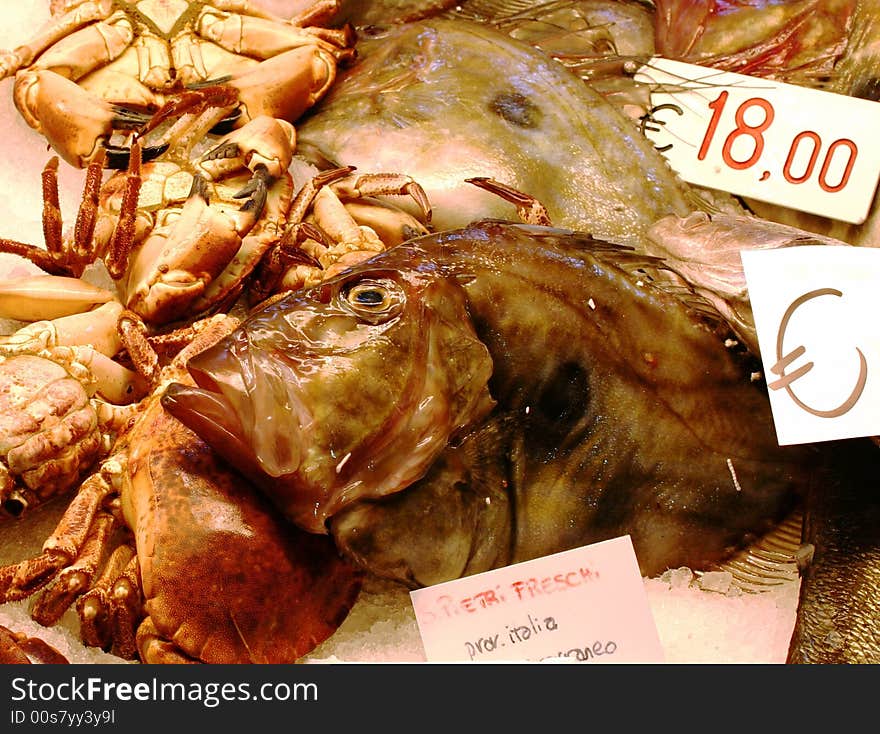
[634,58,880,224]
[409,535,664,663]
[741,245,880,445]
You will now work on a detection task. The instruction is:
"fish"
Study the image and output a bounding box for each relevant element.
[653,0,880,246]
[653,0,857,87]
[294,18,700,246]
[642,209,880,663]
[643,210,852,354]
[162,220,812,588]
[440,0,662,114]
[786,437,880,663]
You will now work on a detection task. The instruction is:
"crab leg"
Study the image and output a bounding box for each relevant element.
[197,7,354,60]
[77,542,136,651]
[19,10,133,83]
[0,150,106,277]
[225,46,342,124]
[0,467,117,602]
[332,173,433,224]
[104,140,142,279]
[29,510,119,626]
[0,1,117,79]
[79,552,142,659]
[466,177,553,226]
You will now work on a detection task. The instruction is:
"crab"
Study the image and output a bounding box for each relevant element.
[0,92,437,331]
[0,301,148,519]
[0,0,356,168]
[252,164,434,297]
[0,88,299,328]
[0,310,363,663]
[257,173,556,296]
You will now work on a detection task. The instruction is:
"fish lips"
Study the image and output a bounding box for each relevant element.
[161,380,267,485]
[161,336,305,486]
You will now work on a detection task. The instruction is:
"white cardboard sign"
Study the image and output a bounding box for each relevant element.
[409,536,664,663]
[634,58,880,224]
[741,245,880,444]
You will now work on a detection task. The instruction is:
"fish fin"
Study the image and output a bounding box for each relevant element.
[443,0,551,22]
[703,509,803,594]
[649,279,736,330]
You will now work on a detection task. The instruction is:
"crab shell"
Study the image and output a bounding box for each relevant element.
[122,377,362,664]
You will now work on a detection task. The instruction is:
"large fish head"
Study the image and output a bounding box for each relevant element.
[162,244,496,533]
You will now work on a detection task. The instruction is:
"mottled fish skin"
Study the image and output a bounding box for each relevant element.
[445,0,659,109]
[787,438,880,663]
[295,19,693,246]
[164,221,810,587]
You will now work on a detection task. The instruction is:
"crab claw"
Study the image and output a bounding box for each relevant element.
[232,165,272,218]
[13,70,118,168]
[227,46,340,124]
[198,116,296,180]
[124,193,244,325]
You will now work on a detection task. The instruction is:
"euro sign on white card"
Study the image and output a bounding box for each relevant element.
[741,246,880,445]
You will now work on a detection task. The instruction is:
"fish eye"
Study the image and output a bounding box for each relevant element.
[338,277,405,323]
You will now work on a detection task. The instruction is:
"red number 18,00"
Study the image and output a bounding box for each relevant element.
[696,90,857,193]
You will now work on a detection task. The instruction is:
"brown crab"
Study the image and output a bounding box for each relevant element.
[0,301,149,519]
[0,0,355,168]
[0,87,298,328]
[0,310,363,663]
[0,91,435,331]
[250,164,434,297]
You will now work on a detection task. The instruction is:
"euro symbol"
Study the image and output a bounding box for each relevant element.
[767,287,867,418]
[638,103,683,153]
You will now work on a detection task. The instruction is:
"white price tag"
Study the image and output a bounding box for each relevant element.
[741,246,880,445]
[634,58,880,224]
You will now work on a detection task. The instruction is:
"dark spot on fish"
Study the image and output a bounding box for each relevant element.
[533,362,589,435]
[489,92,541,129]
[850,77,880,101]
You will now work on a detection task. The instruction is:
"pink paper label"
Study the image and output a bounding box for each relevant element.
[410,536,665,663]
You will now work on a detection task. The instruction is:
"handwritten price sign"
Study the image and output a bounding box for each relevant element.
[635,58,880,224]
[409,536,664,663]
[742,246,880,445]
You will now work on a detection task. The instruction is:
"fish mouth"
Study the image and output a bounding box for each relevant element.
[161,381,267,481]
[161,344,306,482]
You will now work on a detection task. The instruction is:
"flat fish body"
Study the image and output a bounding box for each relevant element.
[296,19,693,246]
[164,221,811,586]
